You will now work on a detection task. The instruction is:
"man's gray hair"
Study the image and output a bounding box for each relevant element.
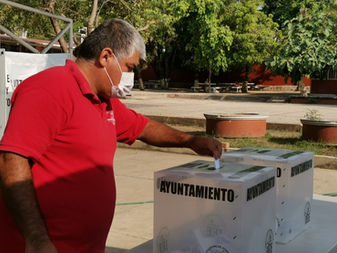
[74,18,146,60]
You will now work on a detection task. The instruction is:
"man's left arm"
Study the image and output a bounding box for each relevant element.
[138,119,222,159]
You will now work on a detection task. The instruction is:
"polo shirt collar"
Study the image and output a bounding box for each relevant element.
[66,59,101,103]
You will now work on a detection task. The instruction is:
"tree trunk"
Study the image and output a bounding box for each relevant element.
[88,0,98,34]
[163,53,169,89]
[164,79,169,89]
[160,79,165,89]
[138,77,145,90]
[44,0,69,53]
[208,68,212,92]
[194,72,199,87]
[158,49,165,89]
[299,76,308,96]
[134,66,144,90]
[242,65,249,93]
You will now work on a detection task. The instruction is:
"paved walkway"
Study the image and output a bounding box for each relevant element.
[123,91,336,124]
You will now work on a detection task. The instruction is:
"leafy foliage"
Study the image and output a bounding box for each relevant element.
[327,0,337,45]
[263,0,331,29]
[268,8,337,85]
[175,0,233,76]
[224,0,280,72]
[0,0,53,39]
[1,0,336,88]
[0,0,90,40]
[304,109,323,121]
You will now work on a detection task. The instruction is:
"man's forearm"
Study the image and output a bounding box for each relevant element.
[138,119,223,159]
[0,152,51,248]
[138,119,194,147]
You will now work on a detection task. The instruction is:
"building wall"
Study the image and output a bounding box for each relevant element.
[140,64,311,87]
[249,65,310,86]
[311,80,337,95]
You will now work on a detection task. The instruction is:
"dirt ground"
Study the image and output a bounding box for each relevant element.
[314,168,337,195]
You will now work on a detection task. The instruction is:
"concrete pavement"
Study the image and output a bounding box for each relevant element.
[105,147,337,252]
[123,90,336,125]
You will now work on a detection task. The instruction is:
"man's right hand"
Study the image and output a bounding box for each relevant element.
[25,240,58,253]
[0,152,55,253]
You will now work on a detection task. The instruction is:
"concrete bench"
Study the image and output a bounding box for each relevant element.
[191,83,217,92]
[230,85,242,92]
[144,81,160,89]
[217,83,241,93]
[191,86,205,92]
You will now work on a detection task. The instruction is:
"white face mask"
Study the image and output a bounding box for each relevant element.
[104,54,135,98]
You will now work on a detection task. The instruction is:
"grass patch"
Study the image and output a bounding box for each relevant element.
[221,130,336,157]
[170,125,337,157]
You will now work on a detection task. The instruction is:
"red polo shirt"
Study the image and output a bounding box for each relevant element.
[0,60,148,252]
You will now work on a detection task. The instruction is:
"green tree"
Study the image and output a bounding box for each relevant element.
[268,8,337,95]
[263,0,331,28]
[225,0,280,92]
[97,0,183,88]
[175,0,233,88]
[138,0,183,88]
[327,0,337,44]
[0,0,91,51]
[0,0,53,40]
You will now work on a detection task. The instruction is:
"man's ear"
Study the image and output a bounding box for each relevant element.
[98,48,114,67]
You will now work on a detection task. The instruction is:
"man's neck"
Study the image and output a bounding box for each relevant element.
[76,58,100,97]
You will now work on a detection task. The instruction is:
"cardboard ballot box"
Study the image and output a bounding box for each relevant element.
[221,148,314,244]
[154,160,277,253]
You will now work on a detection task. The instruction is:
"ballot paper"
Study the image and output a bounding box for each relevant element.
[214,159,220,171]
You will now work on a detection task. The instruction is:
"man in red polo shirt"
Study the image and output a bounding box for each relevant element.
[0,19,222,253]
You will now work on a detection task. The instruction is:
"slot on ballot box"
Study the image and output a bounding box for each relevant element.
[154,160,277,253]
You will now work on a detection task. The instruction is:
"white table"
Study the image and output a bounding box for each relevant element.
[125,195,337,253]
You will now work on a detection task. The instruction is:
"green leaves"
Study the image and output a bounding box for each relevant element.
[2,0,335,86]
[178,0,233,74]
[268,8,337,84]
[0,0,92,41]
[225,0,280,72]
[263,0,330,28]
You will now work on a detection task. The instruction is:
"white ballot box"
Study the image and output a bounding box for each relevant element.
[221,148,314,244]
[0,50,69,137]
[154,160,277,253]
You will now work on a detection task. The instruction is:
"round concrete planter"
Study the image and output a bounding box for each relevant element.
[301,119,337,144]
[204,113,268,138]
